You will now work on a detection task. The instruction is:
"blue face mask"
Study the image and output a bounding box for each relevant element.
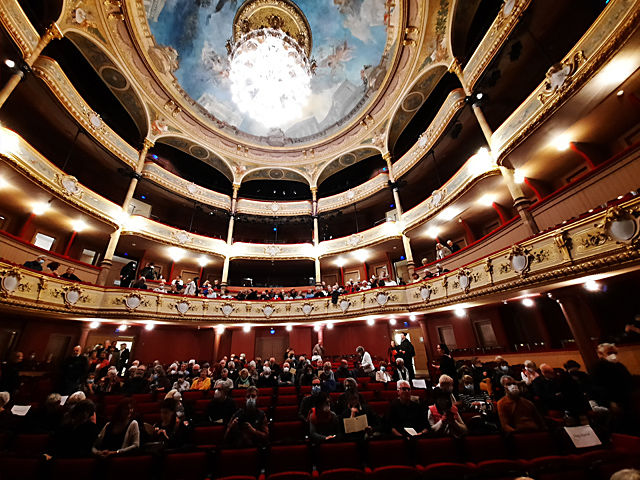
[380,366,386,372]
[312,385,321,395]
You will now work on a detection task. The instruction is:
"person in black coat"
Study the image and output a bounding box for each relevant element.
[47,400,98,458]
[139,262,159,280]
[23,255,47,271]
[119,261,137,288]
[60,346,88,395]
[397,332,416,380]
[433,344,458,393]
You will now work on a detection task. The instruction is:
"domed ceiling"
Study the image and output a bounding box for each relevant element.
[145,0,396,141]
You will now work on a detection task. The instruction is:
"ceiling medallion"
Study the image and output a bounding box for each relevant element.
[172,230,193,245]
[264,244,282,256]
[227,0,316,128]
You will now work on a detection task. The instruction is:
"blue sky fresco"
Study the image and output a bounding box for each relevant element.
[148,0,391,138]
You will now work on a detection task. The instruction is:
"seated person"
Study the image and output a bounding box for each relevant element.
[93,399,140,456]
[215,368,234,391]
[24,255,47,271]
[224,387,269,447]
[172,372,191,392]
[335,378,365,414]
[98,367,122,395]
[497,376,546,433]
[152,399,186,449]
[309,392,340,443]
[191,370,212,391]
[335,359,352,380]
[428,389,467,438]
[0,391,19,431]
[375,361,393,383]
[47,399,98,459]
[492,357,515,400]
[278,363,295,386]
[206,385,236,425]
[319,362,337,391]
[123,366,149,395]
[386,380,429,437]
[559,360,592,418]
[459,375,493,413]
[532,364,564,414]
[393,358,411,382]
[235,368,255,389]
[28,393,65,432]
[299,377,322,422]
[340,391,381,441]
[299,363,316,386]
[60,267,82,281]
[521,360,540,385]
[257,366,278,388]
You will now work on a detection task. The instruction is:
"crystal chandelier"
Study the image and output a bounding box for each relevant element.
[227,0,314,129]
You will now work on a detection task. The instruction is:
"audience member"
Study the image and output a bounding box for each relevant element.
[191,370,212,391]
[376,361,393,383]
[60,346,88,395]
[521,360,540,385]
[340,391,381,441]
[236,368,255,389]
[0,351,23,395]
[497,376,545,433]
[459,375,493,413]
[309,392,340,443]
[393,358,410,382]
[397,332,416,380]
[206,385,236,425]
[278,363,295,386]
[335,359,352,380]
[152,399,186,449]
[23,254,47,271]
[48,399,98,458]
[319,362,337,391]
[299,377,321,422]
[433,344,457,392]
[591,343,633,429]
[123,366,150,395]
[60,267,82,281]
[492,356,516,399]
[356,346,375,377]
[531,364,564,414]
[428,389,467,437]
[387,380,429,437]
[224,386,269,447]
[93,399,140,456]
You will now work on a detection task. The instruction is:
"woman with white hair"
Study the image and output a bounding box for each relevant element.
[521,360,539,385]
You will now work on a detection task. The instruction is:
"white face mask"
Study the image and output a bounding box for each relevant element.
[322,405,331,413]
[507,384,519,394]
[246,398,257,409]
[283,367,290,373]
[214,389,223,399]
[606,354,618,363]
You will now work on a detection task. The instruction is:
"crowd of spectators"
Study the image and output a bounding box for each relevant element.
[0,337,637,464]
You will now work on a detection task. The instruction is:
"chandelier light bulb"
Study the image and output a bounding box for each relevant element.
[367,318,375,325]
[243,325,251,332]
[145,322,155,331]
[229,29,312,128]
[326,323,334,330]
[286,325,293,331]
[90,321,100,329]
[454,307,466,317]
[32,202,50,215]
[72,220,87,232]
[522,298,534,307]
[118,324,127,332]
[389,318,396,325]
[217,325,226,334]
[584,280,600,292]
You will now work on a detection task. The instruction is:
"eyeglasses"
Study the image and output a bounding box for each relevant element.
[399,387,411,391]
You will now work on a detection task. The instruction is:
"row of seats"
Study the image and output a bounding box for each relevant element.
[1,433,637,480]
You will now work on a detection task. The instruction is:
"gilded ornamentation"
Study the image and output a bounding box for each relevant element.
[538,52,586,103]
[245,303,252,313]
[554,231,573,262]
[337,298,350,313]
[300,302,314,316]
[174,300,191,315]
[598,205,640,248]
[419,284,432,302]
[54,174,83,198]
[220,302,234,317]
[171,230,193,246]
[0,266,21,297]
[457,268,472,293]
[345,234,363,247]
[508,244,532,277]
[38,277,48,293]
[580,232,609,249]
[262,303,277,318]
[484,258,494,284]
[62,284,85,308]
[264,245,282,257]
[123,292,144,311]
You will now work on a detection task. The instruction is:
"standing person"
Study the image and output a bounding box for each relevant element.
[388,340,398,365]
[117,343,130,375]
[0,352,23,395]
[139,262,159,280]
[397,332,416,380]
[356,346,375,377]
[23,255,47,271]
[60,346,88,395]
[432,344,457,392]
[119,261,137,288]
[184,277,199,296]
[312,341,324,361]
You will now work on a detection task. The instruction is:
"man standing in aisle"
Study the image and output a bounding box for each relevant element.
[397,332,416,380]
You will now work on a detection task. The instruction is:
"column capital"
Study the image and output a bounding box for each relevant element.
[142,138,155,151]
[382,151,392,163]
[448,57,471,95]
[232,183,241,196]
[45,23,64,42]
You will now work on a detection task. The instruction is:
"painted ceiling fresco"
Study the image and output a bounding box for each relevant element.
[145,0,395,141]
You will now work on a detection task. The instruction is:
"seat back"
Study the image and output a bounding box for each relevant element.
[192,425,226,447]
[278,387,297,395]
[270,421,306,443]
[267,444,312,475]
[512,432,557,460]
[106,455,154,480]
[276,395,299,406]
[12,433,52,454]
[463,435,509,463]
[415,437,461,465]
[162,452,208,480]
[216,448,260,478]
[366,439,411,469]
[51,458,97,480]
[317,441,363,472]
[273,405,299,422]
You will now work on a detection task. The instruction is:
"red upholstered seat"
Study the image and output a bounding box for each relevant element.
[329,392,342,404]
[475,459,528,478]
[192,425,227,448]
[51,458,98,480]
[131,393,155,403]
[258,388,275,397]
[415,437,461,465]
[266,473,312,480]
[366,439,411,469]
[463,435,509,463]
[0,432,10,451]
[369,465,421,480]
[378,391,397,401]
[317,441,363,472]
[273,405,300,422]
[385,382,397,390]
[215,448,261,479]
[511,432,557,460]
[278,387,297,395]
[270,421,306,443]
[366,383,384,392]
[267,444,312,475]
[357,377,371,384]
[143,412,162,425]
[318,468,367,480]
[136,402,159,414]
[231,389,246,397]
[183,390,206,402]
[276,395,299,406]
[106,455,154,480]
[368,401,389,417]
[422,462,477,480]
[299,386,312,395]
[0,455,42,480]
[217,477,257,480]
[360,391,376,402]
[104,394,126,404]
[411,389,427,400]
[195,399,211,412]
[162,452,209,480]
[12,433,51,454]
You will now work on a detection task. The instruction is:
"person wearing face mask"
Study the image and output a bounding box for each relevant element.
[558,360,593,420]
[428,389,467,438]
[376,361,393,383]
[139,262,159,280]
[299,363,316,386]
[224,387,269,447]
[531,364,564,415]
[497,376,545,433]
[309,392,340,443]
[521,360,540,385]
[23,254,47,271]
[206,385,236,425]
[299,377,322,422]
[335,378,365,414]
[590,343,633,425]
[320,362,337,391]
[278,363,294,386]
[236,368,255,389]
[491,357,515,400]
[258,366,277,388]
[458,375,493,413]
[340,392,381,441]
[173,372,191,393]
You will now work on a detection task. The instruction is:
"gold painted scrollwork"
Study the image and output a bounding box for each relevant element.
[0,266,22,297]
[538,51,586,103]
